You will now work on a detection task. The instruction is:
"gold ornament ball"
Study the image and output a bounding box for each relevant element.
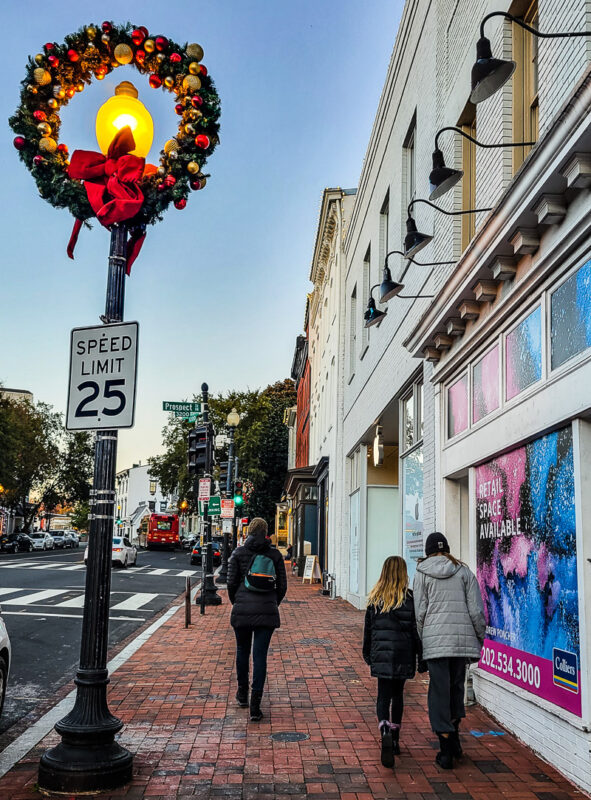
[184,123,196,135]
[39,137,57,154]
[157,166,166,177]
[168,150,178,160]
[188,62,200,75]
[182,74,201,92]
[47,98,59,109]
[87,42,96,51]
[192,109,203,120]
[186,43,204,62]
[53,85,66,99]
[187,161,200,174]
[35,53,44,64]
[164,76,175,89]
[76,81,85,92]
[37,122,51,135]
[26,84,38,94]
[144,38,155,53]
[156,53,166,63]
[96,72,105,80]
[198,176,207,188]
[86,26,97,39]
[101,33,110,44]
[114,43,133,65]
[33,68,51,86]
[164,139,179,155]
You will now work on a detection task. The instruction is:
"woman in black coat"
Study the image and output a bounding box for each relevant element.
[363,556,421,769]
[227,517,287,721]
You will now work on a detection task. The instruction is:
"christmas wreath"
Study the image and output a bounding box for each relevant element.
[9,21,220,268]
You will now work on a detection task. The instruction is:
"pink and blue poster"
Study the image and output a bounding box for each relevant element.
[476,427,581,716]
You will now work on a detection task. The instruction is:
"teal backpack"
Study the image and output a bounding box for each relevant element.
[245,553,277,592]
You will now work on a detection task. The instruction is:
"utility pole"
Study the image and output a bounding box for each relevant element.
[195,383,221,606]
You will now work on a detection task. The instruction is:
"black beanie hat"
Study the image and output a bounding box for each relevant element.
[425,531,450,556]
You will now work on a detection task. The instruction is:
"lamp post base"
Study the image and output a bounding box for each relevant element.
[38,738,132,794]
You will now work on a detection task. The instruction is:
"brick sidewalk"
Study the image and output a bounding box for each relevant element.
[0,575,586,799]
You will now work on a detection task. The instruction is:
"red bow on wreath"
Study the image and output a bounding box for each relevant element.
[67,126,147,274]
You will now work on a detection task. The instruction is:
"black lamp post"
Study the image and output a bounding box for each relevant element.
[404,198,492,258]
[470,11,591,104]
[38,224,133,793]
[429,126,536,200]
[217,407,240,584]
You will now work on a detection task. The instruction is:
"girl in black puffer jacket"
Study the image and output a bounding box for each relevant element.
[363,556,421,769]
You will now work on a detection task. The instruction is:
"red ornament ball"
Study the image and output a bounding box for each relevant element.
[13,136,26,151]
[157,182,167,193]
[135,49,146,63]
[191,95,203,108]
[57,143,68,154]
[198,65,208,77]
[44,42,55,51]
[131,29,146,46]
[170,52,181,63]
[33,110,47,122]
[175,103,184,115]
[139,26,149,38]
[102,21,112,33]
[190,178,204,191]
[155,36,168,51]
[164,175,177,187]
[67,49,79,62]
[48,55,59,68]
[174,197,187,210]
[33,155,44,166]
[66,87,76,98]
[149,74,162,89]
[194,134,210,149]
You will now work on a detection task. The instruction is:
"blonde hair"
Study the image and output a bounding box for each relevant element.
[367,556,409,613]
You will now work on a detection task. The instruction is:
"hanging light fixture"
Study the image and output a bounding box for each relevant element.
[470,12,591,104]
[364,293,387,328]
[380,250,455,302]
[429,126,536,200]
[404,198,492,259]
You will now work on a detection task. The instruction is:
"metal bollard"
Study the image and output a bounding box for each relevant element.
[184,577,191,628]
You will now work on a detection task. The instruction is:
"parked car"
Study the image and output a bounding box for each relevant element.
[0,533,33,553]
[0,606,11,717]
[66,530,80,548]
[190,538,223,566]
[84,536,137,568]
[182,534,197,550]
[28,532,54,550]
[51,531,70,549]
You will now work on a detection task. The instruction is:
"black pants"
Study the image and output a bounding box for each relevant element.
[376,677,406,724]
[426,657,467,733]
[234,626,274,693]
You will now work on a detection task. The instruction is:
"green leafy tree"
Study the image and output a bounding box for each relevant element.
[148,415,193,507]
[70,500,90,532]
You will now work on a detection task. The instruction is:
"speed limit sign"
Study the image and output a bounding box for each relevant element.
[66,322,139,430]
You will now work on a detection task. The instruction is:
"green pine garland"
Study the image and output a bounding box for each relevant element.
[9,21,221,227]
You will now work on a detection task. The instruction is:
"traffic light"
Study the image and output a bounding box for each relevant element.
[188,424,211,477]
[233,480,244,507]
[219,461,229,489]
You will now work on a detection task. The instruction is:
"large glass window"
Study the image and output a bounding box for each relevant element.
[402,394,414,450]
[505,306,542,401]
[402,446,423,584]
[551,259,591,370]
[448,374,468,437]
[472,345,499,424]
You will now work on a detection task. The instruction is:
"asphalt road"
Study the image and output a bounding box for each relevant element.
[0,544,202,734]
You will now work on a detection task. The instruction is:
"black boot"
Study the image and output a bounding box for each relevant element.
[436,733,454,769]
[391,723,401,756]
[379,723,394,769]
[236,685,249,708]
[450,719,463,758]
[249,690,263,721]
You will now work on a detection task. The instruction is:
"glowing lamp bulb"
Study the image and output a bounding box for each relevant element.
[95,80,153,158]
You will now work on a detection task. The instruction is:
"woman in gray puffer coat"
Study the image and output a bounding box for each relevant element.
[413,532,486,770]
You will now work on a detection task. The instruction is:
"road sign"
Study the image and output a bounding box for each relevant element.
[221,499,235,518]
[198,478,211,500]
[207,496,221,516]
[222,519,233,533]
[163,401,201,413]
[66,322,139,431]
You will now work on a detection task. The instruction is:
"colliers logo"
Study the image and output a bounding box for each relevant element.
[553,648,579,693]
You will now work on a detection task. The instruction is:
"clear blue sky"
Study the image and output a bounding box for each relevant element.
[1,0,403,469]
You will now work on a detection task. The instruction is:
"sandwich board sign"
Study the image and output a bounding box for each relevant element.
[66,322,138,430]
[302,555,322,584]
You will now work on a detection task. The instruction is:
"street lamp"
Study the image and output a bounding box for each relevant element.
[404,198,492,258]
[217,408,240,584]
[429,126,536,200]
[96,81,154,158]
[470,12,591,104]
[38,86,154,796]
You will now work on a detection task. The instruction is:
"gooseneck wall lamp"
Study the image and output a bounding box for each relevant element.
[380,249,455,302]
[429,126,536,200]
[471,11,591,104]
[364,281,435,328]
[404,198,492,258]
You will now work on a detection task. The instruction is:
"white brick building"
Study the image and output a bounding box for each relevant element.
[294,0,591,789]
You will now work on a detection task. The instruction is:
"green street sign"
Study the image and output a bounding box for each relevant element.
[173,411,202,421]
[163,401,201,413]
[200,496,221,516]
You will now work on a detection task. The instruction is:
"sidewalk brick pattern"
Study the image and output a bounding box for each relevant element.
[0,576,586,799]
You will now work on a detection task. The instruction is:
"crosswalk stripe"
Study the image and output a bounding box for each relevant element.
[0,587,23,597]
[176,570,199,577]
[2,589,69,605]
[55,594,86,608]
[110,593,158,610]
[28,563,68,570]
[0,562,37,569]
[146,569,169,575]
[60,564,86,571]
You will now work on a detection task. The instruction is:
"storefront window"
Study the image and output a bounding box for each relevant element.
[402,446,423,584]
[402,393,414,450]
[551,259,591,370]
[505,306,542,401]
[472,345,499,424]
[447,374,468,438]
